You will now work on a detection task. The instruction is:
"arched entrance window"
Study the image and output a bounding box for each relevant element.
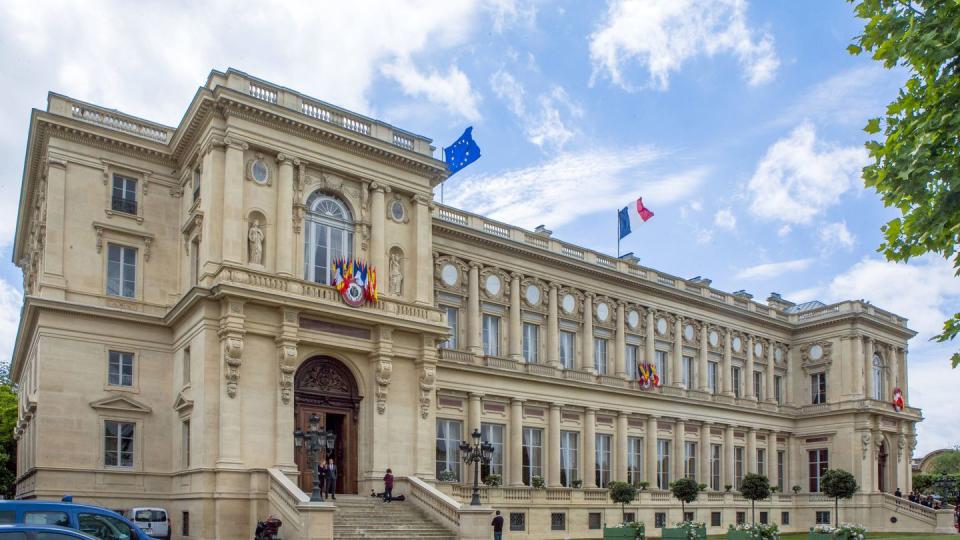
[304,193,353,285]
[294,356,361,495]
[872,354,884,400]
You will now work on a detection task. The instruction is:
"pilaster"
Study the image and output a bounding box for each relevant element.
[645,415,658,487]
[699,422,711,487]
[222,137,247,264]
[509,273,522,361]
[673,316,683,387]
[584,407,597,488]
[722,329,734,397]
[217,298,246,467]
[616,411,628,482]
[509,398,524,486]
[615,302,626,378]
[746,336,756,400]
[275,154,296,276]
[547,283,560,368]
[467,263,481,355]
[369,183,386,292]
[674,419,686,481]
[581,293,594,372]
[413,194,433,304]
[548,404,562,487]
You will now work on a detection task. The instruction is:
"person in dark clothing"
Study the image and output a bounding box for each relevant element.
[325,457,337,500]
[383,468,394,502]
[491,510,504,540]
[317,461,328,500]
[894,487,902,498]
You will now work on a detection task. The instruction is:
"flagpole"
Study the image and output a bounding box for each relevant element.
[617,211,620,258]
[440,146,445,205]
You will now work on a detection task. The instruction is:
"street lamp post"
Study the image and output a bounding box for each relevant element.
[933,473,958,505]
[293,414,337,502]
[459,428,494,506]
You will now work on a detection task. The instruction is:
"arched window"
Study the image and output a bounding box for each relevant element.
[304,193,353,285]
[872,353,883,400]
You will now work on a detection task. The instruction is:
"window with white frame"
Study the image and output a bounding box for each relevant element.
[108,350,134,387]
[872,354,883,400]
[522,427,544,486]
[656,439,671,489]
[106,244,137,298]
[732,366,742,398]
[596,434,612,487]
[523,323,539,363]
[708,362,718,394]
[811,372,827,404]
[626,345,639,379]
[559,331,575,369]
[436,419,462,481]
[710,444,722,491]
[757,448,766,475]
[684,441,697,479]
[482,314,500,356]
[304,193,353,285]
[655,350,667,382]
[560,431,579,487]
[481,423,504,480]
[734,446,745,489]
[754,371,763,400]
[808,449,828,492]
[774,375,783,404]
[104,420,134,468]
[682,355,694,388]
[111,174,138,215]
[594,338,608,374]
[628,437,643,485]
[441,306,459,349]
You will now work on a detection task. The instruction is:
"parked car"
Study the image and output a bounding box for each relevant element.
[0,524,98,539]
[0,501,156,540]
[127,509,168,540]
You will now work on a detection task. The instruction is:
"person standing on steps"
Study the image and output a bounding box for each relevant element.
[383,468,394,502]
[318,460,329,500]
[491,510,504,540]
[325,457,337,500]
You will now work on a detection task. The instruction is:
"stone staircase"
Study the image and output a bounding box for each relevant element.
[333,495,457,539]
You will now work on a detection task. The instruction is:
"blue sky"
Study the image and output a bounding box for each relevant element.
[0,0,957,454]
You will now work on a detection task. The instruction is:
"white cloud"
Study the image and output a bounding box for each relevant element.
[695,229,714,245]
[446,148,706,229]
[713,208,737,230]
[484,0,538,33]
[775,65,899,129]
[747,121,867,225]
[0,278,22,365]
[490,70,526,116]
[735,258,814,280]
[907,349,960,455]
[490,71,583,151]
[589,0,778,91]
[818,221,856,251]
[381,59,481,122]
[777,224,792,237]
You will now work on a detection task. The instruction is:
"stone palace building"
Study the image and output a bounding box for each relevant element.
[10,69,953,538]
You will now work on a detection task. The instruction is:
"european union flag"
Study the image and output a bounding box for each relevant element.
[618,206,631,239]
[444,127,481,175]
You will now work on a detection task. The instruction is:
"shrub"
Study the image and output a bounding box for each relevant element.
[572,479,583,488]
[483,474,502,487]
[638,481,650,491]
[531,475,545,489]
[725,484,733,493]
[791,485,801,494]
[821,469,858,527]
[608,481,638,524]
[437,469,457,482]
[731,522,780,540]
[670,477,700,514]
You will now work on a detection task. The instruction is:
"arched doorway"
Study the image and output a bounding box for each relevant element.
[878,440,888,492]
[294,356,362,495]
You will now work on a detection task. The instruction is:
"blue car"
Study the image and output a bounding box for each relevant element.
[0,523,98,539]
[0,501,156,540]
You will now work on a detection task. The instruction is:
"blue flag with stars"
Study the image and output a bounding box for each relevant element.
[444,127,481,175]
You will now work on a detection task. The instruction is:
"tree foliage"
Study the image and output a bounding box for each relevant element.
[822,469,859,526]
[848,0,960,367]
[740,473,771,524]
[0,363,16,498]
[669,477,700,514]
[930,447,960,474]
[608,481,638,524]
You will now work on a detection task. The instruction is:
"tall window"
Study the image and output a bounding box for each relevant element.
[710,444,722,491]
[111,174,138,214]
[626,345,639,380]
[811,373,827,404]
[559,331,575,369]
[522,427,544,485]
[682,356,694,388]
[482,314,500,356]
[107,244,137,298]
[596,434,612,487]
[192,167,202,203]
[108,351,134,387]
[774,375,783,404]
[304,193,353,285]
[708,362,718,394]
[594,338,608,374]
[656,440,671,489]
[182,347,191,386]
[684,442,697,479]
[872,354,883,400]
[181,420,190,468]
[523,323,539,363]
[560,431,579,487]
[436,419,462,480]
[190,238,200,286]
[757,448,766,475]
[104,420,134,468]
[441,306,459,349]
[481,423,504,480]
[655,350,667,382]
[754,371,763,400]
[808,449,829,492]
[777,450,785,490]
[627,437,643,485]
[734,447,745,489]
[732,366,742,398]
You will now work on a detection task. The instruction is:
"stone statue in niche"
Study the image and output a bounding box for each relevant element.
[248,219,264,265]
[389,251,403,296]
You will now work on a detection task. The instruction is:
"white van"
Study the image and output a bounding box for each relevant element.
[129,508,169,540]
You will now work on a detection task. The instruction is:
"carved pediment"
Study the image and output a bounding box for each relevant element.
[173,392,194,414]
[90,395,152,414]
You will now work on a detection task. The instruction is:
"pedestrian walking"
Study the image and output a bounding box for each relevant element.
[325,457,337,500]
[383,468,394,502]
[894,487,902,498]
[491,510,504,540]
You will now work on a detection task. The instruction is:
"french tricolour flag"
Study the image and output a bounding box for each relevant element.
[618,198,654,240]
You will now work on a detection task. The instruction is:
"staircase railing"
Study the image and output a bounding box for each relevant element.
[402,476,493,540]
[880,492,937,525]
[267,467,335,539]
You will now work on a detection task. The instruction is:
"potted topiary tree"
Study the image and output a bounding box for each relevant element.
[820,469,858,527]
[638,481,650,491]
[739,473,771,524]
[605,481,643,539]
[792,485,802,495]
[661,478,705,539]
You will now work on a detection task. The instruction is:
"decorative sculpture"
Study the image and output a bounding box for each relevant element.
[248,219,264,265]
[389,251,403,296]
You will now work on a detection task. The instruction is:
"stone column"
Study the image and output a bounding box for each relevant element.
[766,431,777,483]
[509,273,522,361]
[766,343,777,403]
[864,336,874,399]
[548,404,562,487]
[584,408,597,488]
[746,428,757,475]
[674,419,686,480]
[275,308,299,472]
[509,398,524,486]
[645,416,658,487]
[785,347,795,405]
[722,329,734,397]
[616,412,628,482]
[413,195,433,304]
[645,310,656,368]
[746,336,756,400]
[698,323,709,391]
[723,425,735,489]
[789,435,801,492]
[217,299,245,467]
[222,138,247,264]
[898,347,909,403]
[467,263,481,355]
[699,422,711,487]
[467,393,482,485]
[275,155,296,277]
[615,303,627,378]
[673,317,683,387]
[547,283,560,368]
[415,337,439,478]
[581,294,594,372]
[887,343,898,398]
[40,157,67,297]
[369,183,387,291]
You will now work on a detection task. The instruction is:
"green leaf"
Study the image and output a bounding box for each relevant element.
[865,117,882,134]
[847,44,863,55]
